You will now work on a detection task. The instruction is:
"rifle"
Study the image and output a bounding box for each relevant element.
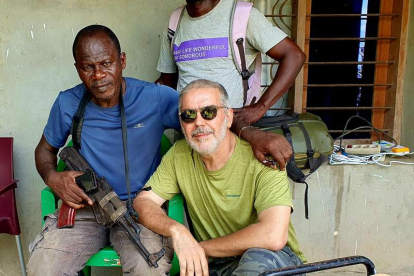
[56,146,166,268]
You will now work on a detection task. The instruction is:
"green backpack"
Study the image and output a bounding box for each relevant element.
[253,112,334,218]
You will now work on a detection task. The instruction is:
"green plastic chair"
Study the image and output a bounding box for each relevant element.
[41,134,184,276]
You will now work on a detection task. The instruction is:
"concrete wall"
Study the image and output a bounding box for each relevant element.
[291,162,414,276]
[0,1,184,275]
[402,0,414,150]
[1,1,414,276]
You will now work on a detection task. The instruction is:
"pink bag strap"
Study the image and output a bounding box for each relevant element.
[230,1,253,73]
[245,54,262,106]
[230,1,254,105]
[168,5,186,51]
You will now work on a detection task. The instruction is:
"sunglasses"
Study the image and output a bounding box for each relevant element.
[179,105,228,123]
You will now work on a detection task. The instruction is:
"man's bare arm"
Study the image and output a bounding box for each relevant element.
[35,135,59,183]
[234,38,306,123]
[200,205,291,258]
[35,134,92,209]
[135,191,209,276]
[133,190,173,236]
[155,72,179,89]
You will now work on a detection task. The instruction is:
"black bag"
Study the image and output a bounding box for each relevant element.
[253,112,334,218]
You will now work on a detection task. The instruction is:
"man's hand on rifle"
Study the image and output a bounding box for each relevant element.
[47,171,93,209]
[35,135,94,209]
[170,224,209,276]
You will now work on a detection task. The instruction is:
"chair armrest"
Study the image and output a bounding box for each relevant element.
[167,194,184,276]
[42,140,69,224]
[160,134,173,157]
[0,180,18,194]
[40,140,69,224]
[168,194,184,224]
[41,186,59,225]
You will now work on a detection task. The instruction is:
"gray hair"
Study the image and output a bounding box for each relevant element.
[179,79,230,110]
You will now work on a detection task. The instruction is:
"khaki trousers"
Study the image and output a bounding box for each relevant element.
[27,206,173,276]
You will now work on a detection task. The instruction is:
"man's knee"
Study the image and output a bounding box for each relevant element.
[117,245,173,276]
[237,248,279,273]
[111,224,174,276]
[27,211,108,276]
[27,213,76,275]
[27,248,82,276]
[233,247,303,276]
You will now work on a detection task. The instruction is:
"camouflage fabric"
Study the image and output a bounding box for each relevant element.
[209,246,305,276]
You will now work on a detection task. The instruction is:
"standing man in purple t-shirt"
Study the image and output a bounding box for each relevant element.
[156,0,306,124]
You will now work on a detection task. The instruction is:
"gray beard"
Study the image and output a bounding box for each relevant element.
[184,117,228,157]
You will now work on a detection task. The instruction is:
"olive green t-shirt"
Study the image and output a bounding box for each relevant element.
[147,137,306,262]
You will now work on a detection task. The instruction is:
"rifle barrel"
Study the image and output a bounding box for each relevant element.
[118,218,157,267]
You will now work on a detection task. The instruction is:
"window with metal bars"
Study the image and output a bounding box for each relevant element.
[254,0,408,141]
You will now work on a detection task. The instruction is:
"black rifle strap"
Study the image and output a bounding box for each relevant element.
[235,38,250,106]
[119,85,163,248]
[71,84,135,214]
[118,87,135,214]
[281,122,309,219]
[71,91,91,150]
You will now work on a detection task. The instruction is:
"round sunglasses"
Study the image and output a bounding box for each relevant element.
[179,105,228,123]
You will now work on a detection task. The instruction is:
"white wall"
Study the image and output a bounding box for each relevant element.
[291,162,414,276]
[0,1,183,275]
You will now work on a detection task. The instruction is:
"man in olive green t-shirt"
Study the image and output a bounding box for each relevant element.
[134,79,305,276]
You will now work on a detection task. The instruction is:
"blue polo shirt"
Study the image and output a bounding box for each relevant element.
[44,77,180,200]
